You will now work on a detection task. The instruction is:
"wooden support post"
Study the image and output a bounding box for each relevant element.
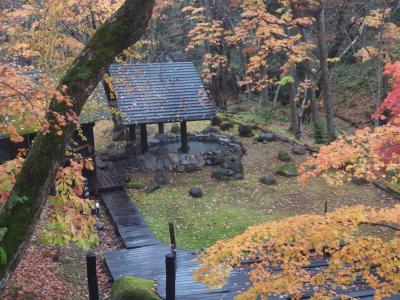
[158,123,165,134]
[169,222,176,251]
[180,121,189,153]
[128,124,136,141]
[86,252,99,300]
[165,253,176,300]
[140,124,148,154]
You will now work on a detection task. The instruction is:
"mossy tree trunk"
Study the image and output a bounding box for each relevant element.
[0,0,155,286]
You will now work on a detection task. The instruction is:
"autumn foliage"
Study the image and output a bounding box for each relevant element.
[194,62,400,298]
[300,62,400,186]
[194,206,400,299]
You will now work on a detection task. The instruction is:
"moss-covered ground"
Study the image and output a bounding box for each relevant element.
[127,122,398,251]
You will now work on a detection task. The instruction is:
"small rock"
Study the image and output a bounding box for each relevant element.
[211,116,222,126]
[153,172,169,186]
[202,126,220,134]
[95,222,105,231]
[189,187,203,198]
[278,150,292,162]
[260,175,277,185]
[212,168,233,181]
[238,124,253,137]
[168,153,179,166]
[292,144,306,155]
[162,158,173,171]
[170,123,180,134]
[219,121,234,131]
[277,164,299,177]
[145,182,160,193]
[139,153,157,171]
[156,160,164,171]
[256,132,277,142]
[176,165,186,173]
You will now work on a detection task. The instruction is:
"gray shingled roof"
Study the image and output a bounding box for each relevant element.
[79,84,112,124]
[108,62,216,125]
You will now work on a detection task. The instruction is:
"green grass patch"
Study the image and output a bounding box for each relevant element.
[129,175,269,251]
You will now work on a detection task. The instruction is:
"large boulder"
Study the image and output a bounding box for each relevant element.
[277,164,299,177]
[212,168,235,181]
[212,155,244,181]
[221,155,244,174]
[138,153,157,171]
[112,276,159,300]
[238,124,253,137]
[278,150,291,162]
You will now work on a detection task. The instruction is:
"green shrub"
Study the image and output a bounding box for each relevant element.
[170,123,180,134]
[313,118,327,145]
[112,276,159,300]
[127,181,146,190]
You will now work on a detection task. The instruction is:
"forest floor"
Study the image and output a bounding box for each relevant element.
[126,122,398,251]
[1,196,123,300]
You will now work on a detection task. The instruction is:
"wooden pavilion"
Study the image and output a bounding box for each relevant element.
[108,62,216,154]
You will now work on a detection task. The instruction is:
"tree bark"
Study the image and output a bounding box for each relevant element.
[0,0,154,286]
[289,69,301,139]
[316,1,336,142]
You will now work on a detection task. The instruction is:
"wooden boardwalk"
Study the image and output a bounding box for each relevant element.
[104,244,251,299]
[90,169,400,300]
[89,168,125,192]
[100,190,161,249]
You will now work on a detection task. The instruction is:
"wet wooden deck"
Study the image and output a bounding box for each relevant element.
[100,190,161,249]
[90,169,399,300]
[89,168,125,192]
[104,244,250,299]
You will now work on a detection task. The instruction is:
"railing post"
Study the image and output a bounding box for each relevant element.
[165,253,176,300]
[180,121,189,153]
[86,252,99,300]
[169,222,176,251]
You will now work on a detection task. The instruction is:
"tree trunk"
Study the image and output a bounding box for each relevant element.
[289,69,300,139]
[0,0,154,286]
[316,1,336,142]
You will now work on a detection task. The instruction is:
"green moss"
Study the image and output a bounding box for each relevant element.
[277,164,299,177]
[62,2,146,96]
[112,276,159,300]
[0,132,66,276]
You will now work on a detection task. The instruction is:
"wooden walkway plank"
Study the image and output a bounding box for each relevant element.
[100,190,161,249]
[89,168,125,192]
